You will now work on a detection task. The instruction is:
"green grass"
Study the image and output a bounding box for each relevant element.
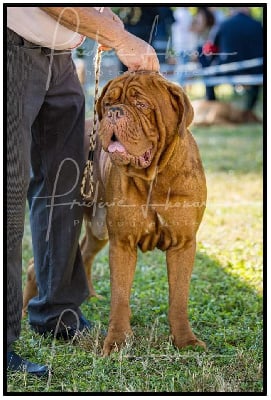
[7,120,263,393]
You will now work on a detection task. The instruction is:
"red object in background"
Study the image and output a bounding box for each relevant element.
[202,41,219,55]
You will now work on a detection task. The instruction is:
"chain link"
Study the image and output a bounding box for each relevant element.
[81,45,103,200]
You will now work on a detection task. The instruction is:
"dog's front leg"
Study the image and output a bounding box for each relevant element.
[102,240,137,356]
[166,239,206,350]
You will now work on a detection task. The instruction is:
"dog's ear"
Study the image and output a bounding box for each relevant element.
[167,82,194,133]
[96,80,113,121]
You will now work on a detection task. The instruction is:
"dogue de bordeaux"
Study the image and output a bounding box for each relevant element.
[192,99,261,126]
[24,72,207,356]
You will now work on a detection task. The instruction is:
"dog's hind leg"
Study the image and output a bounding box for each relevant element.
[22,258,38,318]
[81,208,108,299]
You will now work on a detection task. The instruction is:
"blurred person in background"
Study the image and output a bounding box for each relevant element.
[204,7,263,112]
[212,7,263,111]
[152,7,175,63]
[171,7,197,66]
[190,7,217,100]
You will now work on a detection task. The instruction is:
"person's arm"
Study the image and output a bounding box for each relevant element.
[40,6,159,72]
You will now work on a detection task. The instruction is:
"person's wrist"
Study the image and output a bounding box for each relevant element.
[96,25,126,51]
[113,30,132,52]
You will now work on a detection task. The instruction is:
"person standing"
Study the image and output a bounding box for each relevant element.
[212,7,263,111]
[6,6,159,376]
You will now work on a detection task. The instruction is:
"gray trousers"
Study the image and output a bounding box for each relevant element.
[7,28,89,349]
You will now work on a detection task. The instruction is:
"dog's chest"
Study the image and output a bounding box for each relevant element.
[106,192,180,252]
[106,174,197,252]
[137,208,178,252]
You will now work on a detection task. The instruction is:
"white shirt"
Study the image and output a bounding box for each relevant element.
[7,7,86,50]
[172,8,197,54]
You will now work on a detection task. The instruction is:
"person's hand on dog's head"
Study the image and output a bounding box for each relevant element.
[115,31,159,72]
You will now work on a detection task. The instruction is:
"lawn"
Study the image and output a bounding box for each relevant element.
[7,118,263,393]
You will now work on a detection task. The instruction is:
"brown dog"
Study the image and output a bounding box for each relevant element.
[83,71,207,355]
[24,72,207,356]
[192,99,261,126]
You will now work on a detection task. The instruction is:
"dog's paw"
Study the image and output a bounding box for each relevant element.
[102,330,133,356]
[171,333,206,351]
[102,340,120,357]
[89,291,105,301]
[95,294,105,300]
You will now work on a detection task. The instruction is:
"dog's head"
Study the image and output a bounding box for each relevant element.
[97,72,193,179]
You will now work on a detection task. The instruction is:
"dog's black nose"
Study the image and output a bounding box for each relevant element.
[107,106,124,122]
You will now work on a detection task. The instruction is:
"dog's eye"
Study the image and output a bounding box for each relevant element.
[136,101,148,109]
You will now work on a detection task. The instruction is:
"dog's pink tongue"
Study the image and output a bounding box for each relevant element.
[108,142,126,153]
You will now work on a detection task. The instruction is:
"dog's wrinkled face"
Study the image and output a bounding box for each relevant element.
[97,72,194,172]
[97,74,157,169]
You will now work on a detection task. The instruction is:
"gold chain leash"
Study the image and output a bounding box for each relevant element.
[81,45,103,200]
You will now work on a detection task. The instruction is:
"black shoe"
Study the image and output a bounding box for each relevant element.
[7,351,49,377]
[32,314,93,341]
